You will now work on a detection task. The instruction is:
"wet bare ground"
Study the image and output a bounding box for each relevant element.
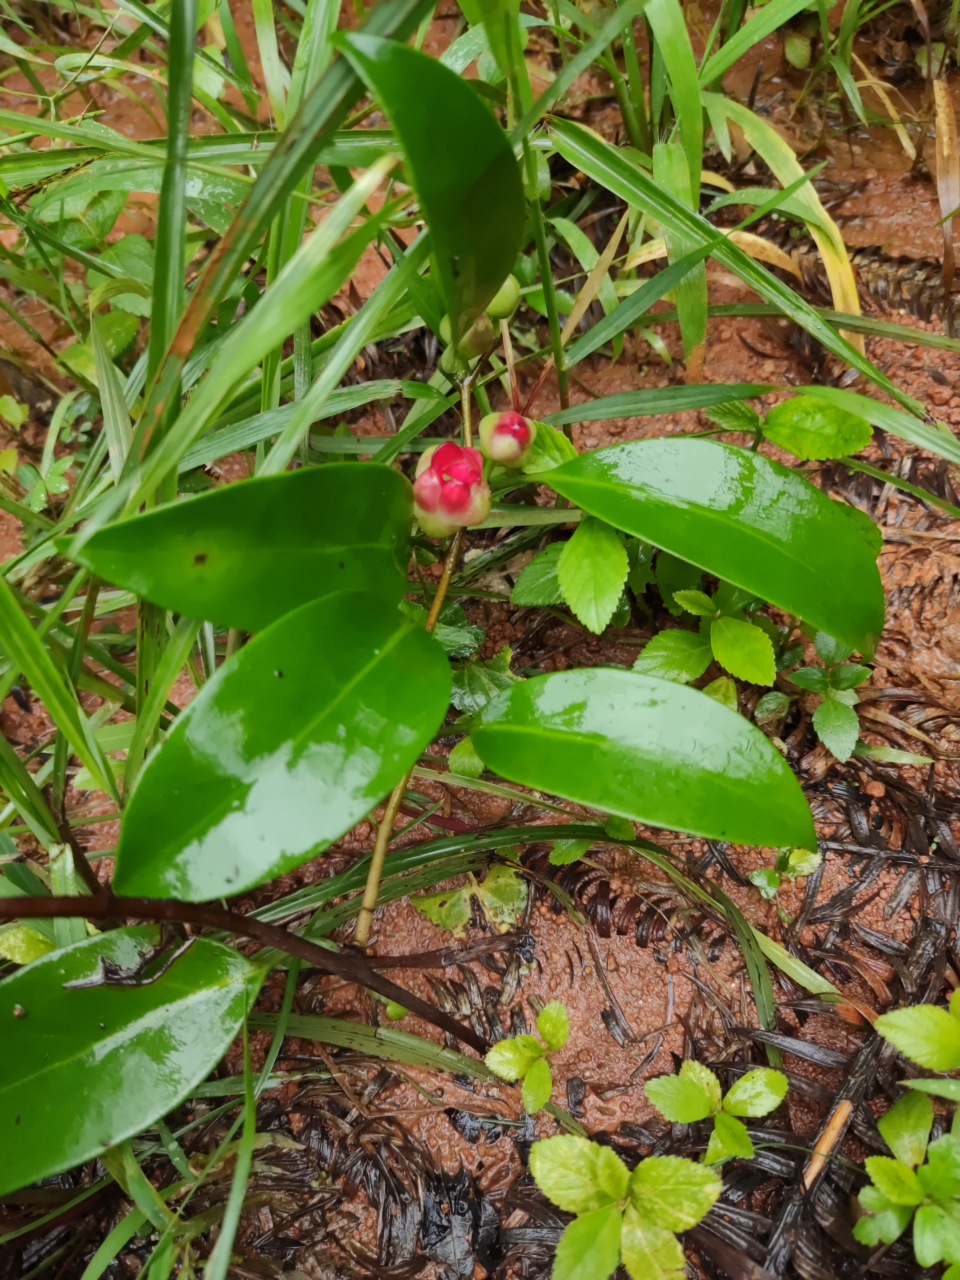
[3,5,960,1280]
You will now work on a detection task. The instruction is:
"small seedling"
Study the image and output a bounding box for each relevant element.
[645,1060,788,1163]
[702,393,871,462]
[529,1134,721,1280]
[875,990,960,1072]
[787,630,871,763]
[748,846,822,900]
[854,1090,960,1275]
[485,999,569,1112]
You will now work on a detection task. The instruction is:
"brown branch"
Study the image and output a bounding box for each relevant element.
[0,895,489,1055]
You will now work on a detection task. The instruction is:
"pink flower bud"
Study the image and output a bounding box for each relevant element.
[477,411,538,467]
[413,442,491,537]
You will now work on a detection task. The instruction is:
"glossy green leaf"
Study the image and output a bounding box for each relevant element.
[0,928,260,1196]
[723,1067,788,1117]
[487,1034,543,1080]
[74,466,411,632]
[510,542,565,606]
[542,438,883,656]
[450,645,521,714]
[552,1206,623,1280]
[762,395,872,461]
[115,593,450,900]
[530,1135,630,1213]
[878,1093,933,1168]
[632,631,712,683]
[705,1112,754,1164]
[522,1056,553,1113]
[538,1001,570,1052]
[645,1073,715,1123]
[710,617,776,686]
[473,668,816,849]
[813,697,859,762]
[557,517,628,634]
[621,1204,685,1280]
[875,1006,960,1071]
[338,34,524,340]
[629,1155,721,1231]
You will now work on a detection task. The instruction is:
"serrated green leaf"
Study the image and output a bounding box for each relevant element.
[629,1155,721,1231]
[705,1112,754,1163]
[754,691,790,723]
[475,864,527,928]
[450,646,521,714]
[789,666,829,693]
[749,868,781,900]
[632,630,712,683]
[762,395,872,461]
[830,663,872,690]
[702,676,738,711]
[448,735,485,779]
[878,1092,933,1167]
[530,1135,630,1214]
[552,1206,623,1280]
[918,1135,960,1202]
[814,631,855,663]
[557,517,628,634]
[710,616,776,685]
[620,1205,685,1280]
[549,837,592,865]
[486,1034,543,1080]
[875,1007,960,1070]
[510,542,565,606]
[702,400,763,434]
[678,1060,722,1113]
[672,589,715,617]
[521,420,579,474]
[723,1068,788,1117]
[537,1001,570,1052]
[603,814,635,841]
[854,1188,913,1246]
[522,1055,553,1112]
[813,697,859,761]
[411,885,473,937]
[914,1203,960,1267]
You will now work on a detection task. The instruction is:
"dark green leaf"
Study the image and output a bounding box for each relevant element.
[702,400,763,434]
[656,552,702,618]
[114,593,450,900]
[789,667,828,693]
[542,439,884,656]
[762,395,872,460]
[0,928,260,1195]
[450,646,521,714]
[338,34,524,338]
[754,691,790,722]
[552,1206,623,1280]
[73,466,411,631]
[814,631,855,663]
[830,663,872,690]
[540,385,771,430]
[549,837,593,865]
[510,542,565,606]
[632,630,712,683]
[473,668,816,848]
[557,517,628,634]
[813,697,859,762]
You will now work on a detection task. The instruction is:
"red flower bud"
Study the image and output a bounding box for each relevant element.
[477,411,538,467]
[413,442,491,537]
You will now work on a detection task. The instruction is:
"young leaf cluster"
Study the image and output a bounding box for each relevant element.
[485,999,569,1113]
[645,1060,788,1163]
[529,1135,721,1280]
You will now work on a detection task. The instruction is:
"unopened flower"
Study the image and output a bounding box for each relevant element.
[485,274,521,320]
[478,411,537,467]
[413,442,491,537]
[438,313,496,361]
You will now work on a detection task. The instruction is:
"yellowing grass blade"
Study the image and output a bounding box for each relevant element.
[705,94,864,355]
[934,78,959,293]
[852,54,916,161]
[561,210,629,345]
[725,230,803,281]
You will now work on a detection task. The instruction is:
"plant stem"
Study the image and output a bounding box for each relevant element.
[355,376,479,948]
[0,894,488,1053]
[354,526,464,948]
[500,318,521,412]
